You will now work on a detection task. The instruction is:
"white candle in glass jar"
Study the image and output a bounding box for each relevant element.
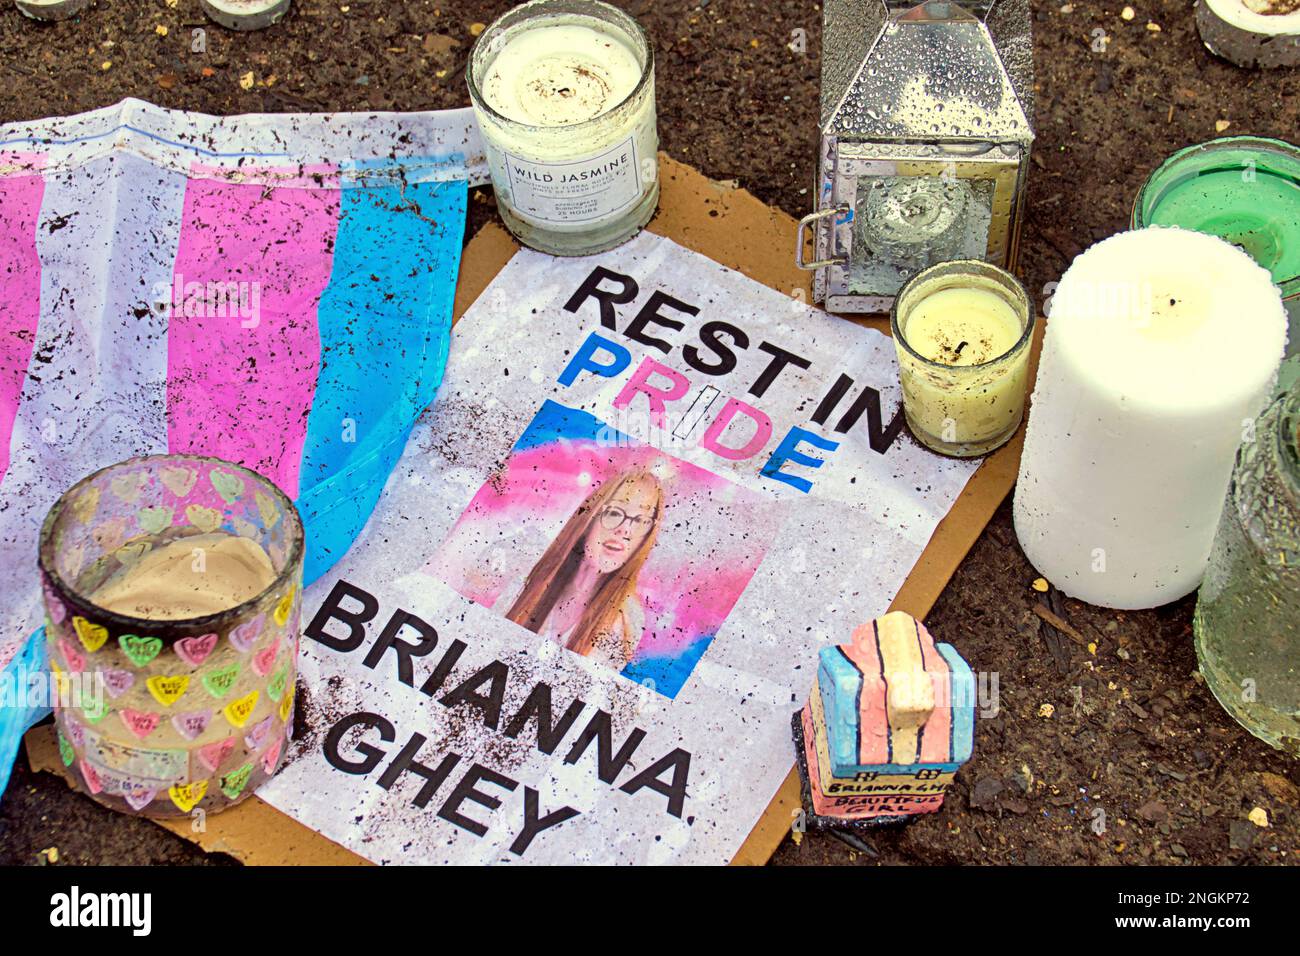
[1014,227,1287,609]
[892,261,1035,458]
[468,0,659,256]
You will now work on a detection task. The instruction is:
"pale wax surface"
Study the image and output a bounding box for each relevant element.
[481,22,642,126]
[904,287,1022,366]
[91,533,276,620]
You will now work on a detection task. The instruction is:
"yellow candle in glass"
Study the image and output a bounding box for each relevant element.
[891,261,1034,457]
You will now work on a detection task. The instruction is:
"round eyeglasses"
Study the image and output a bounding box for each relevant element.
[598,506,654,533]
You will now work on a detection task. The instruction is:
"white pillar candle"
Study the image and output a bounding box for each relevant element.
[468,0,659,256]
[1014,227,1287,609]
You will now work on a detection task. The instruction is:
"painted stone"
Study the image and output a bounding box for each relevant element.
[794,610,974,826]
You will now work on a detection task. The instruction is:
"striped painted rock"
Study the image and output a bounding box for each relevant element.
[797,610,974,824]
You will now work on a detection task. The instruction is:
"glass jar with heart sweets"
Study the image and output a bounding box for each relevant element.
[38,454,303,818]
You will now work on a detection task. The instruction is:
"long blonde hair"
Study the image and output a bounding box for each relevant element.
[506,469,663,657]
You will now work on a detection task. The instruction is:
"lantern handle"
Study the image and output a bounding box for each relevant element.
[795,204,850,271]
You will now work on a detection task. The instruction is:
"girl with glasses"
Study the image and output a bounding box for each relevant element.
[504,468,664,670]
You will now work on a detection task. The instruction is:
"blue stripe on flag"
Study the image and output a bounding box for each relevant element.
[297,173,467,584]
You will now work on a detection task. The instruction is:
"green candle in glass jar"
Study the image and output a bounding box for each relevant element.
[1134,136,1300,368]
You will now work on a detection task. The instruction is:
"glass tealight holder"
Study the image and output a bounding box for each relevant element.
[891,260,1035,458]
[38,454,304,818]
[1134,136,1300,360]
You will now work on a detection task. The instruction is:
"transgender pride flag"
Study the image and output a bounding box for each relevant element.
[0,99,486,793]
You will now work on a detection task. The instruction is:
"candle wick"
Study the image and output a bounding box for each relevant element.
[954,340,969,356]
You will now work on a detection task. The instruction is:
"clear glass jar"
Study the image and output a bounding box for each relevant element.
[39,454,304,817]
[467,0,659,255]
[1194,381,1300,754]
[890,259,1035,458]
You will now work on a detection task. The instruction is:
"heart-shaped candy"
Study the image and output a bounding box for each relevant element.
[223,691,258,728]
[185,504,222,534]
[71,486,100,524]
[58,638,85,673]
[174,633,218,667]
[119,634,162,668]
[196,737,235,773]
[91,517,129,553]
[168,780,207,813]
[228,615,263,653]
[119,709,160,740]
[244,716,273,752]
[160,465,197,498]
[45,586,66,624]
[101,669,135,699]
[79,759,104,794]
[252,637,280,677]
[171,710,212,741]
[201,662,241,698]
[266,664,288,702]
[81,696,108,724]
[220,763,254,800]
[136,505,173,535]
[273,590,295,628]
[123,787,157,812]
[109,471,147,503]
[260,737,283,774]
[209,468,245,504]
[255,490,280,528]
[72,616,108,653]
[146,674,189,708]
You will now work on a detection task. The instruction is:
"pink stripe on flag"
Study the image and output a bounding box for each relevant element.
[0,153,47,484]
[166,165,340,498]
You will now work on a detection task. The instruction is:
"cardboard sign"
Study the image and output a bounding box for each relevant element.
[28,157,1036,864]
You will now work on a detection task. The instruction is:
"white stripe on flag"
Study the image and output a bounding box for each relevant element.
[0,153,185,657]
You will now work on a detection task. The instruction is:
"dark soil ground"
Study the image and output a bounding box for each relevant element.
[0,0,1297,866]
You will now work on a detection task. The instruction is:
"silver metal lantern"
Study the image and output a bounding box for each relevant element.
[796,0,1035,313]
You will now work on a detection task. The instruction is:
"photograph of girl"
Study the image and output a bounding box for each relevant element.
[501,469,663,669]
[425,400,776,698]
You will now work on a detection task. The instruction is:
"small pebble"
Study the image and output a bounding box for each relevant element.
[1249,806,1270,828]
[1137,800,1167,823]
[1229,819,1256,850]
[1013,763,1034,794]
